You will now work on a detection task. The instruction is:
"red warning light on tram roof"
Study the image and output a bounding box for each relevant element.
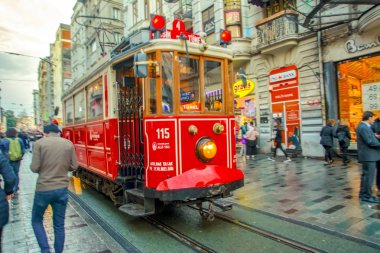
[151,15,166,31]
[220,30,232,43]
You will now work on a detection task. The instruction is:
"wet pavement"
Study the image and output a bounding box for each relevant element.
[2,153,125,253]
[2,151,380,252]
[233,154,380,245]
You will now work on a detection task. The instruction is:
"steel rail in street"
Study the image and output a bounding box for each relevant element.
[68,192,142,253]
[188,205,326,253]
[143,216,218,253]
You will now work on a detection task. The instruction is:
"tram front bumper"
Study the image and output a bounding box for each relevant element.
[146,165,244,202]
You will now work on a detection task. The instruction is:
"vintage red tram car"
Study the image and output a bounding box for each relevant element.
[62,20,244,217]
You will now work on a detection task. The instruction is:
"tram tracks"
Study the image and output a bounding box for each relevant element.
[188,205,326,253]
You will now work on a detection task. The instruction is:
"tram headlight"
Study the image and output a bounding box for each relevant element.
[196,137,217,162]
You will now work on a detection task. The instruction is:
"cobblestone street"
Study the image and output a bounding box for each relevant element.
[2,153,124,253]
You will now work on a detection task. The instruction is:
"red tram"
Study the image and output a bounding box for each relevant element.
[62,18,244,218]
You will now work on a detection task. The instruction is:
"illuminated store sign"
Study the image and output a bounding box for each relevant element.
[233,79,255,98]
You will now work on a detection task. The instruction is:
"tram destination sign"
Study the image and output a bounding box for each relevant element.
[362,82,380,111]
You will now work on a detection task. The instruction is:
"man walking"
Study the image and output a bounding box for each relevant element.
[356,111,380,203]
[30,124,78,253]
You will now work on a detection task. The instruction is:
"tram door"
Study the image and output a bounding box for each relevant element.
[116,66,144,182]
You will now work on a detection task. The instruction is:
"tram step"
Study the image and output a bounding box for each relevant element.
[126,188,144,199]
[119,203,155,217]
[214,198,233,211]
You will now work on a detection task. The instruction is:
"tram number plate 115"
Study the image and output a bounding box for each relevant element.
[362,82,380,111]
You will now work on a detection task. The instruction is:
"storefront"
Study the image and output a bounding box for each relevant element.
[269,65,302,150]
[323,16,380,150]
[233,79,256,135]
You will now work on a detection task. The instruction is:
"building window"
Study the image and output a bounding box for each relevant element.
[87,80,103,119]
[112,7,120,20]
[223,0,242,38]
[144,0,149,20]
[202,6,215,35]
[155,0,162,15]
[133,1,138,25]
[91,40,96,53]
[264,0,296,18]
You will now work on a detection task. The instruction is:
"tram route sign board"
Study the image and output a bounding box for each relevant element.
[362,82,380,111]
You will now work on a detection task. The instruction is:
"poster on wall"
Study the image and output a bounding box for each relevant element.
[362,82,380,112]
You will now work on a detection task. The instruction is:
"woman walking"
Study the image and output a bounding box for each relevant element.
[268,119,291,162]
[335,119,351,165]
[320,119,335,165]
[244,122,259,160]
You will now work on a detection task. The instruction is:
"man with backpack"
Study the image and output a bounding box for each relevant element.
[0,128,25,193]
[335,119,351,165]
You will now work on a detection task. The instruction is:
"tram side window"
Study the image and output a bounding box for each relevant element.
[179,56,201,112]
[204,60,223,112]
[147,53,157,114]
[74,91,85,121]
[65,99,74,124]
[87,81,103,119]
[161,52,173,114]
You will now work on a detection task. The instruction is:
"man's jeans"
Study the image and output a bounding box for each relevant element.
[32,188,68,253]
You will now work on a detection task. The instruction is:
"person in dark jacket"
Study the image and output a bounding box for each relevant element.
[320,119,335,165]
[357,111,380,203]
[268,119,291,162]
[0,128,25,193]
[371,116,380,196]
[335,119,352,165]
[0,150,16,248]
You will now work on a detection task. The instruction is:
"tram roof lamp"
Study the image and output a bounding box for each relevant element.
[150,14,166,31]
[220,29,232,48]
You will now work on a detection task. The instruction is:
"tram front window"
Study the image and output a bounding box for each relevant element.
[204,60,223,111]
[179,56,200,112]
[161,52,173,114]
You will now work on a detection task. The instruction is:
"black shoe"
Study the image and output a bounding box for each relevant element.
[360,196,380,203]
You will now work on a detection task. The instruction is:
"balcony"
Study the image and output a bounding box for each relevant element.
[255,11,299,55]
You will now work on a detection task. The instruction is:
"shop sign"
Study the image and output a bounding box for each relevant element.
[269,65,298,91]
[233,79,255,98]
[362,82,380,111]
[271,86,299,103]
[225,11,241,26]
[345,35,380,53]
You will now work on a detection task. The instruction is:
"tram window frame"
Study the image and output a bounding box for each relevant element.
[74,90,85,123]
[65,98,74,125]
[203,58,224,113]
[161,52,174,115]
[86,79,104,121]
[146,52,158,115]
[178,54,201,113]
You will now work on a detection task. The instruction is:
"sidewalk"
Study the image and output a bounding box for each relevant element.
[233,154,380,245]
[2,152,124,253]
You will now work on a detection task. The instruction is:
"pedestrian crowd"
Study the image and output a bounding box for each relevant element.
[320,111,380,203]
[0,123,77,253]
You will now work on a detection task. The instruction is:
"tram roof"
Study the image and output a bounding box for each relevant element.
[63,30,233,99]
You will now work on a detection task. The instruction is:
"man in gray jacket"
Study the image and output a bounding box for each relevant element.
[30,124,78,253]
[356,111,380,204]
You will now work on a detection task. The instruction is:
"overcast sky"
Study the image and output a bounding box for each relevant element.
[0,0,76,117]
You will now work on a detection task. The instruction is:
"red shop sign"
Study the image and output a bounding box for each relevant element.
[271,86,299,103]
[269,65,298,91]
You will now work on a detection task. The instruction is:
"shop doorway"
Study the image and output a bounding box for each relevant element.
[337,54,380,143]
